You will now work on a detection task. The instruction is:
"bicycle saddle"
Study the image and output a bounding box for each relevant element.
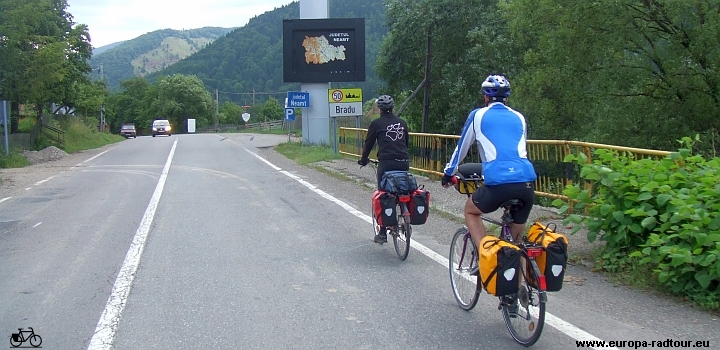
[457,163,483,180]
[500,199,524,211]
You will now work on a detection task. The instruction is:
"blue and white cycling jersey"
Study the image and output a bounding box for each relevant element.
[444,102,537,186]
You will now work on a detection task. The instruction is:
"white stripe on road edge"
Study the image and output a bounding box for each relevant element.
[249,149,617,350]
[82,149,110,165]
[245,149,281,170]
[35,176,55,186]
[88,140,177,350]
[0,197,10,203]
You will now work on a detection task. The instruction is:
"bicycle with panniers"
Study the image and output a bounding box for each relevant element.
[367,160,430,260]
[447,163,569,347]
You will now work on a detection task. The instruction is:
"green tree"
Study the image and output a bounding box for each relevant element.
[256,97,283,122]
[218,101,242,124]
[72,80,107,123]
[0,0,92,134]
[149,74,214,130]
[106,77,156,131]
[504,0,720,152]
[376,0,514,134]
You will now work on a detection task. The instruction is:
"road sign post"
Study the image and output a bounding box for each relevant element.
[285,108,296,142]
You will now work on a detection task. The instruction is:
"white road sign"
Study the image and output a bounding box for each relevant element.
[329,102,363,117]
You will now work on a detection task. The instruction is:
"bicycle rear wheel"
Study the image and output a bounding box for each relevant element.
[9,336,21,348]
[502,255,546,346]
[393,204,411,260]
[449,227,481,310]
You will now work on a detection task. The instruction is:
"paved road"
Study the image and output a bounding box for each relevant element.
[0,133,717,349]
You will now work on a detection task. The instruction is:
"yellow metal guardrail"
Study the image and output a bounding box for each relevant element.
[339,127,671,200]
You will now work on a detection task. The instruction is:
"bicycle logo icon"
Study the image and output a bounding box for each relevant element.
[9,327,42,348]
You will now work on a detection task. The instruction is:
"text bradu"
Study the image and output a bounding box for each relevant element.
[328,32,350,42]
[329,102,362,117]
[289,93,309,107]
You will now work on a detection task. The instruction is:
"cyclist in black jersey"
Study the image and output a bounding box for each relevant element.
[359,95,410,243]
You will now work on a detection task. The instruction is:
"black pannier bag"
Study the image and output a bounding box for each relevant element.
[409,188,430,225]
[372,190,398,227]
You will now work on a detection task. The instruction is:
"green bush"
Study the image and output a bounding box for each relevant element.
[0,148,30,168]
[18,117,35,133]
[553,136,720,309]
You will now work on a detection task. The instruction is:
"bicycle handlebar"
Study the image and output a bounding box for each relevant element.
[358,158,378,168]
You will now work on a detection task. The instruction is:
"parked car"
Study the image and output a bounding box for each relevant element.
[120,123,136,138]
[152,119,172,137]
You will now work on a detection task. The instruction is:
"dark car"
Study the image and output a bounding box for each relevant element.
[120,123,136,138]
[152,119,172,137]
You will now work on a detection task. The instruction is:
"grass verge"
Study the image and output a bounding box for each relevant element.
[274,141,340,165]
[60,119,124,153]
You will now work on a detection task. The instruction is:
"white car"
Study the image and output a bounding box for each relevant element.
[152,119,172,137]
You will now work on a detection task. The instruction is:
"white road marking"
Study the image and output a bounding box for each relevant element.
[32,222,42,228]
[82,150,110,164]
[35,176,55,186]
[245,149,281,170]
[88,140,177,350]
[249,149,617,350]
[0,197,10,203]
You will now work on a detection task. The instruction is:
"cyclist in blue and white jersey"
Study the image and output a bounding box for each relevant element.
[441,74,537,248]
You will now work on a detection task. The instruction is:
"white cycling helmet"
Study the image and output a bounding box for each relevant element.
[481,75,511,99]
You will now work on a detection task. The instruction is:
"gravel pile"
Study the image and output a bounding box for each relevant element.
[22,146,69,165]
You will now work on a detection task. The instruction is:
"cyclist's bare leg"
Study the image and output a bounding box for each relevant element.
[464,197,486,248]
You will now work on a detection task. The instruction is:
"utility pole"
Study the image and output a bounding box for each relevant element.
[422,29,432,134]
[215,88,219,131]
[98,65,106,131]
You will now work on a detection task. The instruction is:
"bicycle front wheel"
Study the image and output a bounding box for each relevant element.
[449,227,481,310]
[393,204,411,260]
[502,255,546,347]
[29,335,42,347]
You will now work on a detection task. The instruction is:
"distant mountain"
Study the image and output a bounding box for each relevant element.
[148,0,387,105]
[90,27,234,90]
[92,41,125,56]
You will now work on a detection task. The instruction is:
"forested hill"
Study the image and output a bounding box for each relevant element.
[91,27,233,90]
[148,0,387,106]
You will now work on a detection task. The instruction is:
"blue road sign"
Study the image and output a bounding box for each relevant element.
[285,108,295,121]
[287,91,310,108]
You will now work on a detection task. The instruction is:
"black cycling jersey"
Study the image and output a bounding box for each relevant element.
[361,112,410,161]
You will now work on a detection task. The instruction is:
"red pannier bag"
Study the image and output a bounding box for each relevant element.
[372,190,398,227]
[408,188,430,225]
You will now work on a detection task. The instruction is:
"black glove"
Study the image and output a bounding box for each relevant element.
[358,158,369,166]
[441,174,455,187]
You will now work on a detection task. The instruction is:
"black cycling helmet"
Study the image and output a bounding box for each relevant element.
[376,95,395,111]
[481,74,511,101]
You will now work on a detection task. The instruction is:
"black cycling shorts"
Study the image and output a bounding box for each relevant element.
[471,182,535,224]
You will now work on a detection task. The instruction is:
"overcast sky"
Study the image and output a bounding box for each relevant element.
[67,0,295,48]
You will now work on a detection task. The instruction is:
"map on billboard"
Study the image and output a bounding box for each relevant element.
[283,18,365,83]
[302,35,346,64]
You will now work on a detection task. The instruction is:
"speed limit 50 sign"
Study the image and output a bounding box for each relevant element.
[328,88,362,103]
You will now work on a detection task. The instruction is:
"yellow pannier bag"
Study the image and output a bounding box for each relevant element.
[479,236,521,296]
[527,222,569,292]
